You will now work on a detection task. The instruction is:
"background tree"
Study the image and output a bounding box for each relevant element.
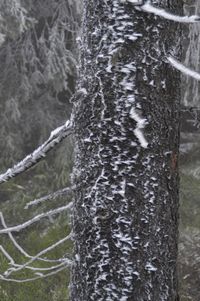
[179,1,200,300]
[0,0,80,300]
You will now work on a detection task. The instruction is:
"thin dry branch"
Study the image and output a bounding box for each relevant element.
[125,0,200,23]
[0,243,67,277]
[0,265,68,283]
[168,56,200,81]
[0,211,72,278]
[0,120,72,184]
[0,223,72,280]
[0,203,72,234]
[0,212,67,264]
[5,260,67,274]
[5,233,72,276]
[0,245,15,265]
[25,187,73,209]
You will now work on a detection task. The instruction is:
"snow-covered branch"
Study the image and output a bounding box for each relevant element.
[0,265,68,283]
[0,244,66,275]
[0,203,72,234]
[0,245,15,265]
[0,212,67,264]
[25,187,73,209]
[5,260,68,275]
[168,56,200,81]
[0,120,72,184]
[127,0,200,23]
[0,210,72,282]
[5,233,72,276]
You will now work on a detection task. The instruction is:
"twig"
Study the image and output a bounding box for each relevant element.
[25,187,73,209]
[0,204,72,234]
[0,212,67,264]
[168,56,200,81]
[0,265,68,283]
[137,1,200,23]
[5,233,72,276]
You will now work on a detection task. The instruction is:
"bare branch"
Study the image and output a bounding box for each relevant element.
[0,243,67,278]
[0,245,15,265]
[120,0,144,5]
[5,233,72,276]
[168,56,200,81]
[0,204,72,234]
[5,260,68,274]
[25,187,73,209]
[0,212,72,279]
[0,231,72,279]
[0,212,68,264]
[0,119,72,184]
[0,265,68,283]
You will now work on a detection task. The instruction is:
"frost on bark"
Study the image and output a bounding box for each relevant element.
[71,1,181,301]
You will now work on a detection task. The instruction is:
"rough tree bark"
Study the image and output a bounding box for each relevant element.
[71,1,182,300]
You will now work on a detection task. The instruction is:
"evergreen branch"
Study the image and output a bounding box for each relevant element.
[0,120,72,184]
[168,56,200,81]
[0,204,72,234]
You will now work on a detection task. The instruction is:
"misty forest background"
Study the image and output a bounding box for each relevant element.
[0,0,199,300]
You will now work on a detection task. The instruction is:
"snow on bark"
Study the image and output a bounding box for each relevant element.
[71,0,180,300]
[129,107,148,148]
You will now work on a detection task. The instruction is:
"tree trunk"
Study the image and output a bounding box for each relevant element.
[71,1,182,300]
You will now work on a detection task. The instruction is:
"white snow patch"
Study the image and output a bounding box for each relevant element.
[75,254,80,262]
[78,88,87,96]
[130,107,148,148]
[145,262,157,272]
[126,35,138,42]
[50,125,65,139]
[0,33,5,46]
[133,271,140,277]
[122,0,143,5]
